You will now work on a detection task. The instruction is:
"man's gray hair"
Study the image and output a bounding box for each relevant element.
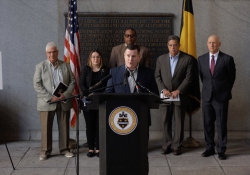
[167,35,180,44]
[45,42,57,51]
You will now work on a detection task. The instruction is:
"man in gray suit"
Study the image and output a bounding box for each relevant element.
[34,42,75,160]
[109,28,150,68]
[155,35,193,156]
[198,35,236,160]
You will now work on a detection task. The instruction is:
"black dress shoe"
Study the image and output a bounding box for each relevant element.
[173,150,181,156]
[87,151,95,157]
[218,153,227,160]
[96,152,99,157]
[161,148,172,154]
[201,150,215,157]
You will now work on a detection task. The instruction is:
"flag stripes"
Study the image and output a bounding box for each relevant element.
[64,0,81,128]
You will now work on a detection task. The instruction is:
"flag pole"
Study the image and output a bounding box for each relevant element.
[64,0,81,174]
[179,0,200,148]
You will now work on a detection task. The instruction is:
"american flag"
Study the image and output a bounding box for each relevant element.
[64,0,81,128]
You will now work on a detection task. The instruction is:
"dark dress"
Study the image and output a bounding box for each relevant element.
[79,65,110,150]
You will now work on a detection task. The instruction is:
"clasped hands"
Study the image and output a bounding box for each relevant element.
[50,92,66,102]
[162,89,180,99]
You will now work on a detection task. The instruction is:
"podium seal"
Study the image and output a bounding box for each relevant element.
[109,106,138,135]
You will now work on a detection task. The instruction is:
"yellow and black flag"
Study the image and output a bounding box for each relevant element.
[180,0,200,115]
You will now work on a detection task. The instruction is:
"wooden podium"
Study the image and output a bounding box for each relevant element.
[87,93,160,175]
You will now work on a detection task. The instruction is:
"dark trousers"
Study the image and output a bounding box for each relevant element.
[39,103,70,156]
[202,96,229,153]
[83,110,99,150]
[161,103,186,151]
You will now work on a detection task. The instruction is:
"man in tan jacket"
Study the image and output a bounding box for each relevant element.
[109,28,150,68]
[34,42,75,160]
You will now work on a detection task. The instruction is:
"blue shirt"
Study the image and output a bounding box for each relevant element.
[169,52,180,77]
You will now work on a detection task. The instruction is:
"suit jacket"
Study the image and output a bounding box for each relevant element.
[106,64,158,126]
[155,51,194,106]
[106,65,158,95]
[79,65,110,96]
[34,59,75,111]
[79,65,110,110]
[109,44,150,68]
[198,51,236,103]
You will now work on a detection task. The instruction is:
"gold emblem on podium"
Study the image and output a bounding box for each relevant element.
[109,106,137,135]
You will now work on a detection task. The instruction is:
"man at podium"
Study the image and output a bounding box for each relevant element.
[106,44,157,94]
[106,44,158,125]
[103,44,158,174]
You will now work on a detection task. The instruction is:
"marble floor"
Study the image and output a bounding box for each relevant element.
[0,139,250,175]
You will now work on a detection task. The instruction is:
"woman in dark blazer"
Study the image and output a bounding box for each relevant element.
[79,50,109,157]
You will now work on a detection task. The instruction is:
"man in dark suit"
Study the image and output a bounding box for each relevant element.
[106,44,158,125]
[155,35,194,156]
[106,44,158,94]
[106,44,158,174]
[109,28,150,68]
[198,35,236,160]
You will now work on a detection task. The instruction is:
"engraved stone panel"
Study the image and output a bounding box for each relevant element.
[65,13,174,69]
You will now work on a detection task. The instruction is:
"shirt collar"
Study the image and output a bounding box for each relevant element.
[169,52,180,59]
[125,64,139,73]
[124,43,137,47]
[209,51,219,58]
[49,60,58,67]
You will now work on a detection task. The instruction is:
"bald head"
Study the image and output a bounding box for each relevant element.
[207,35,221,54]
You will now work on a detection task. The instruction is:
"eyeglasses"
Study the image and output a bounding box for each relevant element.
[124,34,135,38]
[46,51,58,54]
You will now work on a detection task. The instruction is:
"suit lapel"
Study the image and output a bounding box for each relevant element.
[172,53,184,79]
[213,51,223,76]
[118,66,130,93]
[136,66,145,83]
[164,55,172,79]
[120,44,126,61]
[133,66,145,93]
[58,60,67,83]
[45,60,54,88]
[203,53,212,77]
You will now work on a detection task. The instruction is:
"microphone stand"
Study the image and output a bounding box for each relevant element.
[89,81,124,93]
[49,93,84,175]
[89,74,112,91]
[48,81,124,175]
[137,82,154,94]
[136,82,169,104]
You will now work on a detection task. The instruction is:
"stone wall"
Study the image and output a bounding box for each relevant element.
[0,0,249,140]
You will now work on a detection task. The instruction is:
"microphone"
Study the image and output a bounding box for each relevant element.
[89,74,112,91]
[82,96,91,106]
[137,82,152,94]
[124,69,130,85]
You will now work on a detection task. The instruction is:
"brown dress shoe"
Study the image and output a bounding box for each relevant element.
[173,150,181,156]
